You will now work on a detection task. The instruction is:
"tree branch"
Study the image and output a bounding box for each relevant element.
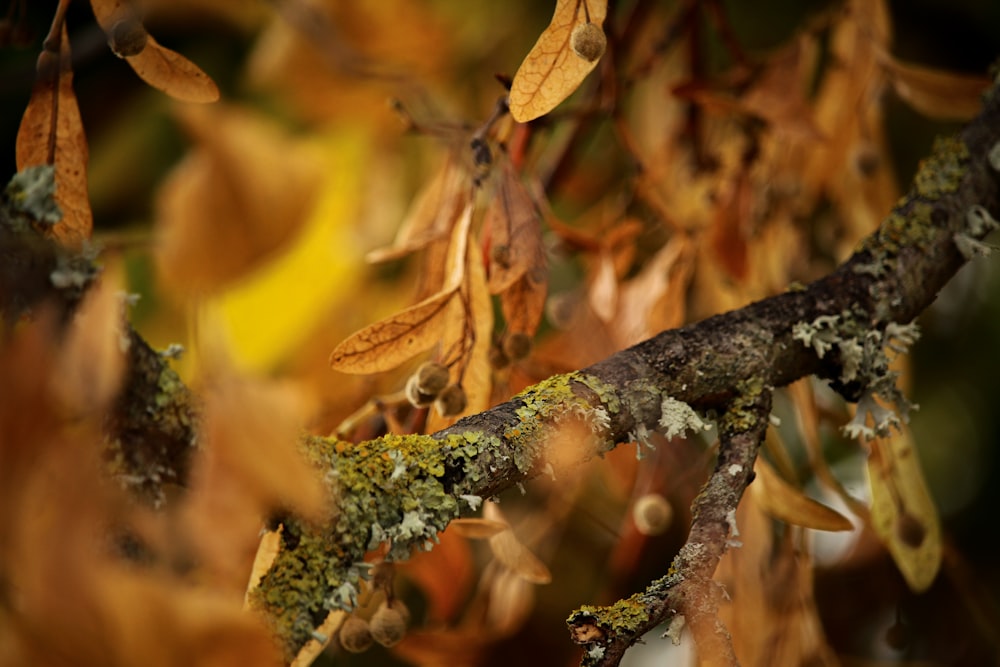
[252,83,1000,662]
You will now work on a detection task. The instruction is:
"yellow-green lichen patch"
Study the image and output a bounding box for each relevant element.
[504,372,620,472]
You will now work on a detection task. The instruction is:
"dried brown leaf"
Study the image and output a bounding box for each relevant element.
[500,269,548,338]
[882,55,990,121]
[15,26,92,246]
[752,459,853,532]
[449,518,510,539]
[488,529,552,585]
[329,287,457,373]
[486,159,546,293]
[330,203,473,374]
[509,0,608,122]
[367,159,468,263]
[127,34,219,103]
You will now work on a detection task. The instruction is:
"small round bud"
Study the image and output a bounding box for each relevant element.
[632,493,673,536]
[339,615,373,653]
[108,17,148,58]
[503,332,532,362]
[369,601,408,647]
[36,49,60,81]
[570,22,606,63]
[404,374,435,408]
[414,361,450,397]
[435,384,467,417]
[489,343,510,370]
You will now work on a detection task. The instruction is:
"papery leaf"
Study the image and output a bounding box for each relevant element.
[367,158,469,263]
[127,35,220,103]
[486,159,546,293]
[509,0,608,122]
[752,459,853,532]
[90,0,219,102]
[15,26,92,246]
[329,287,458,374]
[488,529,552,585]
[500,269,548,337]
[880,53,989,121]
[449,518,509,539]
[290,611,346,667]
[867,431,942,592]
[331,203,473,374]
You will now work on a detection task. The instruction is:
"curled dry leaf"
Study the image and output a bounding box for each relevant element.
[867,430,942,592]
[486,159,546,294]
[880,54,990,121]
[15,25,92,247]
[509,0,608,122]
[752,458,853,532]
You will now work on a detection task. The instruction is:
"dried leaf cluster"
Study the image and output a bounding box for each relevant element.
[1,0,997,666]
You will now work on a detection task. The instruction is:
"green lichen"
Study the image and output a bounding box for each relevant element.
[503,371,620,471]
[252,429,507,660]
[863,136,969,257]
[718,378,766,434]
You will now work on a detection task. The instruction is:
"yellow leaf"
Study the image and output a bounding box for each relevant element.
[508,0,608,122]
[15,25,92,247]
[196,130,365,373]
[882,55,990,121]
[867,430,942,592]
[752,458,854,532]
[488,529,552,585]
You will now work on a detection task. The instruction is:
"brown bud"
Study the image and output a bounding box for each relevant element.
[108,17,148,58]
[489,343,510,370]
[36,49,60,81]
[414,361,450,397]
[570,22,606,63]
[632,493,673,536]
[435,384,467,417]
[339,615,373,654]
[503,332,532,362]
[369,601,408,647]
[405,374,435,408]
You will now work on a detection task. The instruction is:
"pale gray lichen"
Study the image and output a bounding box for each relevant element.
[791,314,842,358]
[658,396,710,440]
[794,315,921,442]
[460,494,483,510]
[663,614,686,645]
[587,645,606,660]
[6,165,61,225]
[988,141,1000,172]
[954,233,995,259]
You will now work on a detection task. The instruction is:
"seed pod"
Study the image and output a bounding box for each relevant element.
[108,17,148,58]
[404,374,435,408]
[489,343,510,370]
[339,615,373,654]
[632,493,673,536]
[570,22,606,63]
[435,384,467,417]
[503,333,532,362]
[369,601,408,647]
[414,361,450,397]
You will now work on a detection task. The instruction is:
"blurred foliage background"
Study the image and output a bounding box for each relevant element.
[2,1,1000,666]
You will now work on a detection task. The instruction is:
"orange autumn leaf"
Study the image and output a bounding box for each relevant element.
[155,104,322,295]
[509,0,608,122]
[881,54,990,121]
[500,270,548,338]
[91,0,219,103]
[485,159,546,293]
[15,26,92,247]
[752,458,853,532]
[330,202,474,374]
